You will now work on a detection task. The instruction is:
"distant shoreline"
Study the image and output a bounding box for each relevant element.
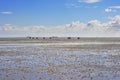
[0,37,120,44]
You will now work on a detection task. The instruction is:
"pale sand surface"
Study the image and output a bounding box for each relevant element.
[0,37,120,80]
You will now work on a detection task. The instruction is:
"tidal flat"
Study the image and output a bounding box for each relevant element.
[0,37,120,80]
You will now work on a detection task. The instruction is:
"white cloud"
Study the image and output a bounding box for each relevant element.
[1,15,120,37]
[65,0,99,8]
[78,0,100,3]
[1,24,46,33]
[109,6,120,9]
[105,8,112,12]
[105,6,120,13]
[0,11,13,14]
[65,3,82,8]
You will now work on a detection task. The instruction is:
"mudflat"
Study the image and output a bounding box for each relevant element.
[0,37,120,80]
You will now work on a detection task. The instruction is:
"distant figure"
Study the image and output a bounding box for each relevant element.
[77,37,80,39]
[36,37,38,39]
[43,37,45,39]
[67,37,71,39]
[32,37,34,39]
[49,37,52,39]
[27,36,31,39]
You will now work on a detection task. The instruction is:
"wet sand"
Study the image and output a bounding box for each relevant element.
[0,37,120,80]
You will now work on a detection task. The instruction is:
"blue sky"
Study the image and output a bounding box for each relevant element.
[0,0,120,37]
[0,0,120,26]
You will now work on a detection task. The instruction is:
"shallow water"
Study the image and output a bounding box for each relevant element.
[0,42,120,46]
[0,43,120,80]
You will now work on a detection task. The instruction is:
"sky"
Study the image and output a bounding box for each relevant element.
[0,0,120,37]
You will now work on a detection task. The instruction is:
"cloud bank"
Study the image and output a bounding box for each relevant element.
[105,6,120,12]
[0,15,120,37]
[78,0,100,3]
[0,11,13,14]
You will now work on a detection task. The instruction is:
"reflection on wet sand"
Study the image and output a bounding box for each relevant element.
[0,43,120,80]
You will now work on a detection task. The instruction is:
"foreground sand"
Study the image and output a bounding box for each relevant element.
[0,37,120,80]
